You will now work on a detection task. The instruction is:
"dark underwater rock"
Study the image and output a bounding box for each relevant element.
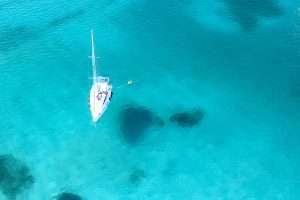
[169,110,204,127]
[56,192,82,200]
[0,154,34,199]
[120,105,164,145]
[129,168,146,185]
[223,0,283,31]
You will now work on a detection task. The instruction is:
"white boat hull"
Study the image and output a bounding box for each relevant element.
[89,77,112,122]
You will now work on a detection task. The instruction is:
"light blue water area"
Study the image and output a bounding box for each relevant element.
[0,0,300,199]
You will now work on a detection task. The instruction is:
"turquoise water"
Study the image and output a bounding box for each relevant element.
[0,0,300,199]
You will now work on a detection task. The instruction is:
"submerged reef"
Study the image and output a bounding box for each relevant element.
[169,110,204,127]
[56,192,82,200]
[0,25,37,52]
[223,0,283,30]
[129,168,146,185]
[48,9,85,28]
[0,154,34,199]
[0,8,85,52]
[120,105,164,145]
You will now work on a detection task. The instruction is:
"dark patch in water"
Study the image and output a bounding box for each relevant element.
[223,0,283,31]
[56,192,82,200]
[0,25,37,52]
[120,105,164,145]
[48,9,85,28]
[0,154,34,199]
[169,110,204,127]
[129,168,146,185]
[0,8,84,52]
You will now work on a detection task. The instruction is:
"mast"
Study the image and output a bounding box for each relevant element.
[91,30,97,83]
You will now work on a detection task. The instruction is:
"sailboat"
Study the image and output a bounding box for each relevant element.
[89,30,112,123]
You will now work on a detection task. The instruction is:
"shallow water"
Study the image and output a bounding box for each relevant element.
[0,0,299,199]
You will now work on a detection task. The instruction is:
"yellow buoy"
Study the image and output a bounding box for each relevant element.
[127,80,133,85]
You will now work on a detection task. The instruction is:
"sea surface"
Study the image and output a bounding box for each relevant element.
[0,0,300,199]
